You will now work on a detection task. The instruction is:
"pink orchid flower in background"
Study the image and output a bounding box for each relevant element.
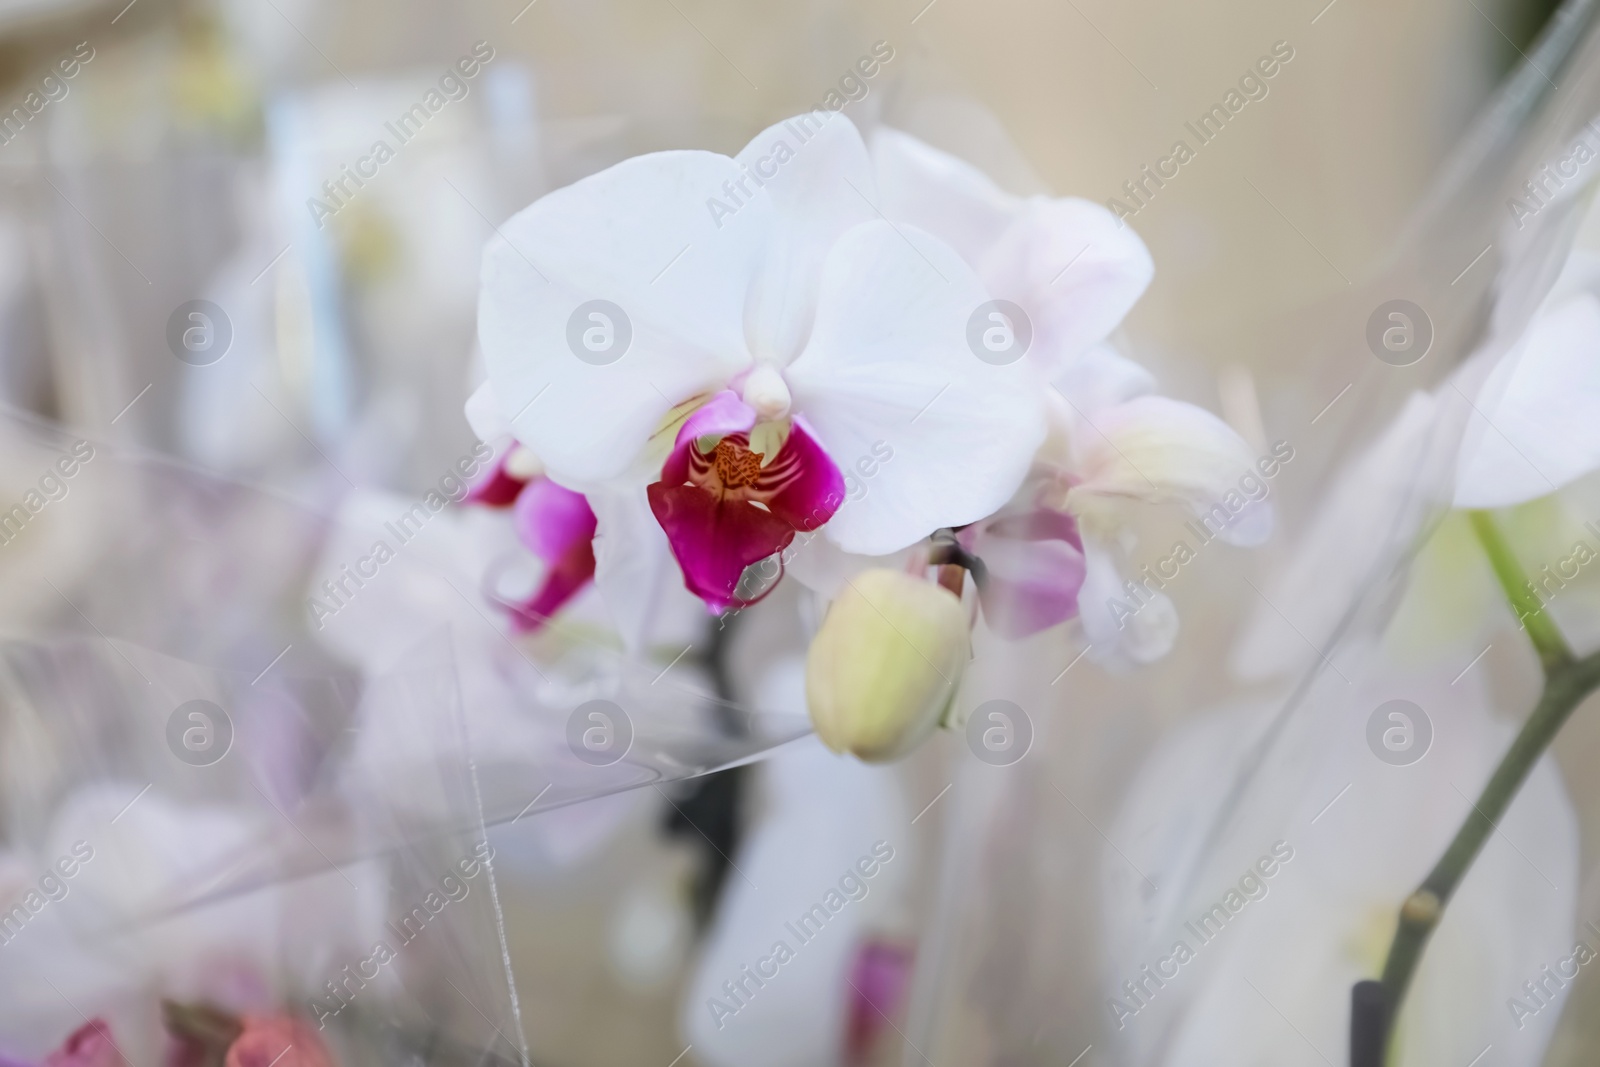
[222,1018,333,1067]
[475,113,1045,610]
[843,939,915,1066]
[39,1022,127,1067]
[465,444,598,631]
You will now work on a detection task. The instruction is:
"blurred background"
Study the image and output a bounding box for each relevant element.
[0,0,1592,1064]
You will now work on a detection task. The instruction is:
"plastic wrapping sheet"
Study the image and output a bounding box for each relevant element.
[900,1,1600,1064]
[0,403,810,1060]
[0,632,529,1065]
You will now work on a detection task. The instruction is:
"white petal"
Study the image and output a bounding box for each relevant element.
[479,150,767,484]
[786,221,1047,555]
[737,114,876,363]
[589,485,707,653]
[869,126,1019,267]
[464,379,510,443]
[1455,291,1600,507]
[1542,247,1600,306]
[1051,342,1157,414]
[1106,678,1577,1067]
[872,128,1153,374]
[1078,535,1178,664]
[1067,395,1273,547]
[979,196,1154,374]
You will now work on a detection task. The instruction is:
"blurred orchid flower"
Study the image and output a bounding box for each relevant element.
[1237,248,1600,679]
[0,784,384,1051]
[977,347,1271,658]
[871,126,1153,379]
[1455,250,1600,510]
[682,657,915,1067]
[222,1017,333,1067]
[867,129,1268,659]
[1104,674,1577,1067]
[474,113,1045,610]
[42,1022,125,1067]
[464,444,597,632]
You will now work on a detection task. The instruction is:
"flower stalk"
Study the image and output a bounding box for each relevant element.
[1359,510,1600,1065]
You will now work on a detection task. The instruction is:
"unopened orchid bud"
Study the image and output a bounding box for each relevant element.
[806,569,968,762]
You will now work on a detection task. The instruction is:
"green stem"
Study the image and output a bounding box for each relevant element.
[1373,511,1600,1062]
[1466,510,1572,671]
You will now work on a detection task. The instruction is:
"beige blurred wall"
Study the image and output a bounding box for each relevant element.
[297,0,1518,379]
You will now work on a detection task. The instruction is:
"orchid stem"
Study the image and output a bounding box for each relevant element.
[927,531,988,587]
[1466,509,1572,671]
[1368,510,1600,1065]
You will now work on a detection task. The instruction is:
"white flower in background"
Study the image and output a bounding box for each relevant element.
[1103,676,1577,1067]
[1237,249,1600,678]
[1454,250,1600,509]
[871,127,1153,380]
[0,784,385,1049]
[869,130,1270,662]
[310,489,676,868]
[475,113,1045,611]
[683,657,915,1067]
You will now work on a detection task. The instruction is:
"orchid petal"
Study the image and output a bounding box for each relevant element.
[1077,535,1177,664]
[871,127,1153,374]
[512,478,597,563]
[759,415,846,532]
[1068,395,1274,548]
[970,508,1087,639]
[589,487,706,652]
[1455,291,1600,508]
[786,220,1046,555]
[479,151,768,485]
[737,115,876,363]
[651,403,840,608]
[1052,343,1158,414]
[869,126,1017,269]
[647,482,797,610]
[505,479,599,630]
[980,197,1154,374]
[507,540,597,634]
[466,453,529,507]
[464,379,510,443]
[675,389,758,449]
[1107,683,1577,1067]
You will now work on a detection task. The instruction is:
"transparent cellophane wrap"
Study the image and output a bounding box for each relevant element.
[0,414,809,1064]
[900,3,1600,1066]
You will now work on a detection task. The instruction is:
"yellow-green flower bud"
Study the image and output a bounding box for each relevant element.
[806,569,969,762]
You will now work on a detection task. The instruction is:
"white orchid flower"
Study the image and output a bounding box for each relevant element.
[475,113,1046,612]
[1103,674,1577,1067]
[1237,248,1600,679]
[865,128,1269,660]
